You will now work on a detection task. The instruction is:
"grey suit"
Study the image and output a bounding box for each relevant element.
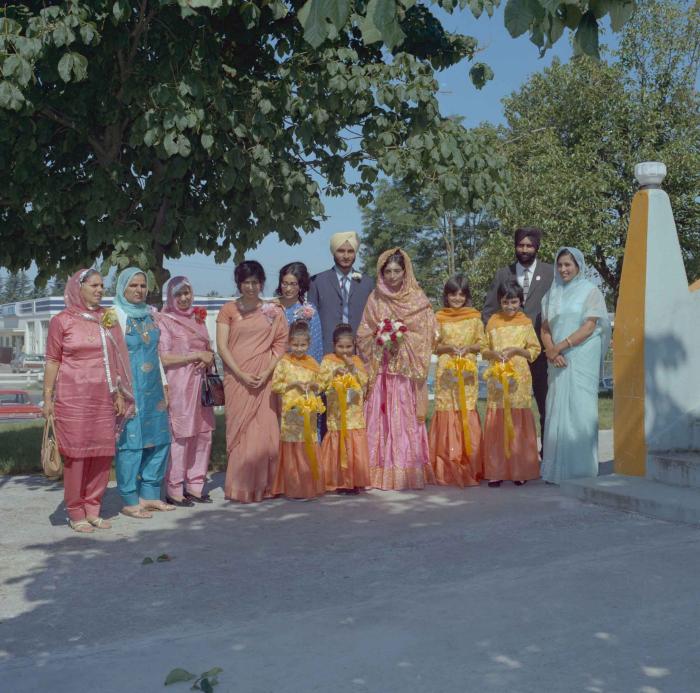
[482,261,554,438]
[308,268,375,354]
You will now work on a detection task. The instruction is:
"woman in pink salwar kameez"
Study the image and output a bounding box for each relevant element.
[357,248,437,490]
[43,269,133,533]
[216,261,288,502]
[158,276,216,506]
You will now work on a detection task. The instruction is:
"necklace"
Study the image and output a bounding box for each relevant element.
[128,316,152,345]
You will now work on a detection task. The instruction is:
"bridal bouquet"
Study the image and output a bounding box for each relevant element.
[374,318,407,350]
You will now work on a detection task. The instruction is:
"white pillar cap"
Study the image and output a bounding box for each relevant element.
[635,162,666,187]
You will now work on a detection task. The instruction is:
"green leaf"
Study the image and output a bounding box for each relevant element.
[57,53,74,83]
[298,0,330,48]
[504,0,536,38]
[142,557,154,565]
[0,80,25,110]
[609,1,635,32]
[164,668,196,685]
[469,62,494,89]
[201,133,214,149]
[200,668,223,678]
[366,0,405,49]
[574,11,599,58]
[164,132,179,157]
[178,135,192,157]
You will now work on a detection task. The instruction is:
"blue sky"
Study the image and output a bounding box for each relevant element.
[167,6,581,295]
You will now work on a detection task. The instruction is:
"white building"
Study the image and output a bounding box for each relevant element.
[0,295,233,357]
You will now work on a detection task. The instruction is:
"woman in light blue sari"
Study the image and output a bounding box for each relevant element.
[114,268,173,518]
[540,248,611,484]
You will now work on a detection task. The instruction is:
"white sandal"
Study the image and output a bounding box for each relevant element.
[86,517,112,529]
[69,520,95,534]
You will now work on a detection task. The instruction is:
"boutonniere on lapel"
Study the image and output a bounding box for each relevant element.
[350,271,362,282]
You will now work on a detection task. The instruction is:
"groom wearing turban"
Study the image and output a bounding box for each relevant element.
[308,231,375,354]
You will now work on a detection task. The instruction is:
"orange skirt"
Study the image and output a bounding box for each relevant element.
[272,441,325,499]
[321,429,371,490]
[483,408,540,481]
[428,410,483,487]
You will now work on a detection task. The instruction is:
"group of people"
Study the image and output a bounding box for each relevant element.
[43,228,610,533]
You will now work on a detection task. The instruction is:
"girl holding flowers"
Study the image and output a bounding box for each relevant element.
[357,248,437,490]
[271,320,326,499]
[429,275,485,487]
[319,323,370,494]
[481,279,541,487]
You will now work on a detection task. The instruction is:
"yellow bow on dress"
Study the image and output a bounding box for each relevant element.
[329,372,361,469]
[284,393,326,479]
[445,355,478,458]
[483,360,517,458]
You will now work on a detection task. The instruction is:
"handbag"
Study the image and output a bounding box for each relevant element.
[41,414,63,480]
[201,365,225,407]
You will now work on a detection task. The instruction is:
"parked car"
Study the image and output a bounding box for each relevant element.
[0,390,43,419]
[10,353,45,373]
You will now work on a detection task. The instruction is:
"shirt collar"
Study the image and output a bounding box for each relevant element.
[334,265,353,282]
[516,258,537,276]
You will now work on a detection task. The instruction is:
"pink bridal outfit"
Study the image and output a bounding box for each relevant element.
[158,276,215,499]
[357,248,437,490]
[216,300,288,502]
[45,270,133,522]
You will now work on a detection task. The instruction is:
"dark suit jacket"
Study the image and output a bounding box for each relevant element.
[482,261,554,339]
[308,268,375,354]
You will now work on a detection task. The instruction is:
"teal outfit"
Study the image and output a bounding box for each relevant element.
[114,268,171,505]
[541,248,611,484]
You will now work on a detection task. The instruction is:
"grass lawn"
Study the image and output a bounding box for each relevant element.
[0,397,614,477]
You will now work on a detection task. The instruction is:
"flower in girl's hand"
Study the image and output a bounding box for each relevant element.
[193,307,207,323]
[101,308,117,329]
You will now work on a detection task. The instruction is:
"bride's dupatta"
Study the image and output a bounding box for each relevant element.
[357,248,437,391]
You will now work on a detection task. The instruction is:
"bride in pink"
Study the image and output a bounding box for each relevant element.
[357,248,437,490]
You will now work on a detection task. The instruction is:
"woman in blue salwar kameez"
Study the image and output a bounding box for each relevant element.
[114,267,173,518]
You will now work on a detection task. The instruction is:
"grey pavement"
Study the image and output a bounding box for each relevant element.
[2,430,699,692]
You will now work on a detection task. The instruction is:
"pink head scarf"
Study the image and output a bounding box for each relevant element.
[160,275,211,347]
[64,268,104,316]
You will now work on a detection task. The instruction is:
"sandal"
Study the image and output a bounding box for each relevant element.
[140,501,176,512]
[86,517,112,529]
[183,491,213,504]
[69,520,95,533]
[121,507,153,519]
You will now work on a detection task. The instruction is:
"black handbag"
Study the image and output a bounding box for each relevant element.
[201,365,225,407]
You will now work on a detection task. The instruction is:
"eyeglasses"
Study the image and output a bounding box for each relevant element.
[281,281,299,288]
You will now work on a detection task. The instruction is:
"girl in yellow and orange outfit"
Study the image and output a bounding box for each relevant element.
[271,320,326,499]
[429,275,484,487]
[319,323,370,494]
[481,279,541,487]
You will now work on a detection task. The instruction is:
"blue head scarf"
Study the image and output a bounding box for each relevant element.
[114,267,151,319]
[543,247,611,365]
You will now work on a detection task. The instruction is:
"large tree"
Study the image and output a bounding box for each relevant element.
[499,0,700,302]
[0,0,636,296]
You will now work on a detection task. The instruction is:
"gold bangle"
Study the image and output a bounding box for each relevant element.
[565,337,573,348]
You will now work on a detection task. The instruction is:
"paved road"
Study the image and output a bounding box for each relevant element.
[2,433,698,692]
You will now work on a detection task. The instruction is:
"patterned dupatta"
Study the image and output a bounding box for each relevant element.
[357,248,437,385]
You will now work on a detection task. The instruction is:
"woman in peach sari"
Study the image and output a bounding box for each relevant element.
[216,261,288,502]
[357,248,437,490]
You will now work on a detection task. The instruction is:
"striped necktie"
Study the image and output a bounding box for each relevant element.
[341,275,349,323]
[522,268,530,302]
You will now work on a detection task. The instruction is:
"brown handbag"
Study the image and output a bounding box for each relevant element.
[41,414,63,480]
[201,365,225,407]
